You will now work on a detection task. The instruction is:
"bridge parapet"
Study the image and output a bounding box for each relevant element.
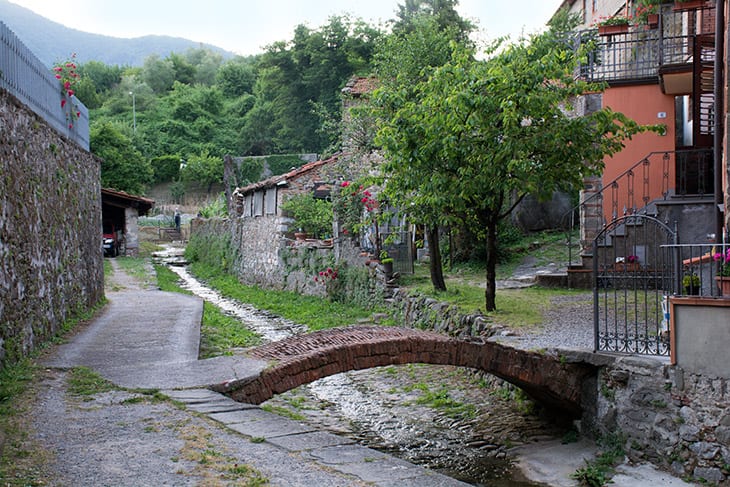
[211,326,596,417]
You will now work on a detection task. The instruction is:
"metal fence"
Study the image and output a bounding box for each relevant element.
[0,21,89,150]
[664,243,730,298]
[380,231,414,275]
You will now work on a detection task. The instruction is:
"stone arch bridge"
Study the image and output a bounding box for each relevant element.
[211,326,597,417]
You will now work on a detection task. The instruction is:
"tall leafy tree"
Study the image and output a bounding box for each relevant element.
[180,150,224,194]
[373,11,473,291]
[91,122,153,194]
[376,14,647,311]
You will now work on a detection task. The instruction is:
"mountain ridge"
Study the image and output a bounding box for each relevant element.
[0,0,235,66]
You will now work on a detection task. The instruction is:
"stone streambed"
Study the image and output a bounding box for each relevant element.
[167,264,569,486]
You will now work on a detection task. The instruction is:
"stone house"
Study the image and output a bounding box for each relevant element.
[101,188,154,256]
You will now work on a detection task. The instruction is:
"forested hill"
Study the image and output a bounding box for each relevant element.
[0,0,233,66]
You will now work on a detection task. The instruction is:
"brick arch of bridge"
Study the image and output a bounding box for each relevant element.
[212,326,596,417]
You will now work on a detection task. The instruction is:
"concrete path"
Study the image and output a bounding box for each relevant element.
[40,260,467,486]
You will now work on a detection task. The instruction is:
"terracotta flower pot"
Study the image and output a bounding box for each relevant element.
[598,24,629,36]
[716,276,730,297]
[673,0,707,11]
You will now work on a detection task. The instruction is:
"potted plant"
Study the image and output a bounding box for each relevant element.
[380,250,394,277]
[595,15,631,36]
[635,0,660,27]
[713,248,730,296]
[682,273,701,295]
[615,255,640,272]
[280,192,333,240]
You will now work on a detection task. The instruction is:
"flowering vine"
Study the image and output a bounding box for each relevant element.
[53,53,80,128]
[314,267,338,284]
[333,180,378,236]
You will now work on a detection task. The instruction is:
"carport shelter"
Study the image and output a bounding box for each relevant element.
[101,188,154,256]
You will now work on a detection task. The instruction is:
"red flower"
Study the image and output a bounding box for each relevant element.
[55,74,62,79]
[61,99,66,108]
[341,181,350,187]
[67,89,74,97]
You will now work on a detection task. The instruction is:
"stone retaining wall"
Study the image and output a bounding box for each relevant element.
[390,287,730,483]
[0,88,104,367]
[591,355,730,484]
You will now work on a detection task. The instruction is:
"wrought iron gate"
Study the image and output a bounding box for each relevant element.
[593,215,677,356]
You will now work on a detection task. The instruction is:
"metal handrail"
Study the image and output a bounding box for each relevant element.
[564,148,714,267]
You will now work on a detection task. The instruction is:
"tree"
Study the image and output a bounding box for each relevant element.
[392,0,473,40]
[180,150,224,194]
[91,123,153,194]
[376,15,647,311]
[373,12,473,291]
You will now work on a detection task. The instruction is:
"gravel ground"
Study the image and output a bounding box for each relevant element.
[492,292,595,352]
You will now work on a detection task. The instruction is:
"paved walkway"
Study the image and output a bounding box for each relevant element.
[40,260,468,486]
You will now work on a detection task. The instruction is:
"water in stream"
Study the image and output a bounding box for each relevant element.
[165,262,565,486]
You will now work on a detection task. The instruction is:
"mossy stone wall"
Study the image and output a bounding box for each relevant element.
[0,89,104,366]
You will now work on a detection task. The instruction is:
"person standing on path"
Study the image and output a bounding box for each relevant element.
[174,208,181,233]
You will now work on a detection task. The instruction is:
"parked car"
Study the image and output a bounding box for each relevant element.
[102,222,120,257]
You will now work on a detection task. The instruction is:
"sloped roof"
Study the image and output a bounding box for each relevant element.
[235,154,340,195]
[342,76,378,97]
[101,188,155,215]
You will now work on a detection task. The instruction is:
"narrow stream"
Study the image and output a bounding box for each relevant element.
[163,259,562,486]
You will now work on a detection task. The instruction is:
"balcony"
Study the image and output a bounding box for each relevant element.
[576,3,716,87]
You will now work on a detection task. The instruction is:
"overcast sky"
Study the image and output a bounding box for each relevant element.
[9,0,565,56]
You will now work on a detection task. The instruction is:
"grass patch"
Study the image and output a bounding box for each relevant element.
[176,423,268,485]
[67,366,117,396]
[402,273,584,328]
[189,262,380,331]
[115,256,153,286]
[200,302,261,358]
[261,404,307,421]
[415,387,477,419]
[0,360,45,486]
[155,264,192,295]
[571,432,626,487]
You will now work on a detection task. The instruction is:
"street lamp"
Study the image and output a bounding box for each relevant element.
[129,91,136,135]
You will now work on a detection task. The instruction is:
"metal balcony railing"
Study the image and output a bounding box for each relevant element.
[663,243,730,298]
[576,3,716,85]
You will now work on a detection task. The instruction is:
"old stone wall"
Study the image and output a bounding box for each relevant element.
[591,356,730,484]
[191,217,331,294]
[0,88,104,366]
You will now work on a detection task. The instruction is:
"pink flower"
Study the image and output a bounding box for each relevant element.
[64,81,71,89]
[55,74,62,79]
[61,99,66,108]
[67,90,74,97]
[341,181,350,187]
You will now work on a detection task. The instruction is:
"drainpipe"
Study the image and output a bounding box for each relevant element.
[714,0,725,243]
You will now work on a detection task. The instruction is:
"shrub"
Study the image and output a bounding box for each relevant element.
[280,193,333,237]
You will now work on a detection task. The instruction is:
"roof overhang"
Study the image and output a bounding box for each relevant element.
[659,64,693,95]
